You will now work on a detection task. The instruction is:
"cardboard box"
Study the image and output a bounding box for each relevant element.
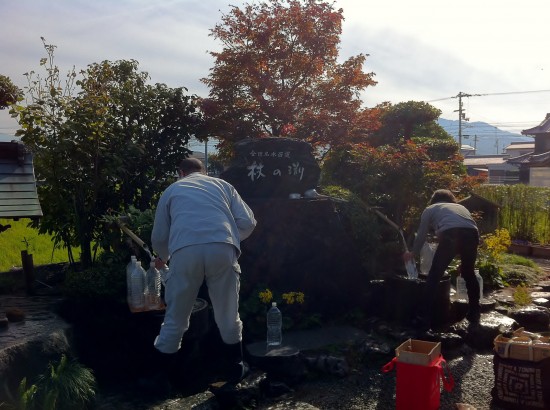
[395,339,441,366]
[494,334,550,362]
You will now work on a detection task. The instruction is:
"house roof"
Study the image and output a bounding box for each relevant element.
[525,151,550,167]
[459,192,500,210]
[463,155,508,167]
[504,143,534,150]
[506,152,534,165]
[0,141,43,220]
[522,113,550,135]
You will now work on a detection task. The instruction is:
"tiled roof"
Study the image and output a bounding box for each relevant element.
[463,155,508,166]
[522,113,550,135]
[526,151,550,167]
[504,143,534,150]
[0,141,43,219]
[506,152,533,165]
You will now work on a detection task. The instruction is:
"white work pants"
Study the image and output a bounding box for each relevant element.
[154,243,243,354]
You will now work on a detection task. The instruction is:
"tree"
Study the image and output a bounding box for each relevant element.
[201,0,378,157]
[321,141,481,234]
[12,39,202,267]
[368,101,450,146]
[0,74,22,109]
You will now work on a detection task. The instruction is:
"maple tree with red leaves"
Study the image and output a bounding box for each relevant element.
[201,0,378,157]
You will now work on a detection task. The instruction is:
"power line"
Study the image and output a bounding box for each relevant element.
[427,89,550,103]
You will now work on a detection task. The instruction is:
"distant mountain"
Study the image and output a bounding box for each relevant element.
[0,133,19,142]
[437,118,533,156]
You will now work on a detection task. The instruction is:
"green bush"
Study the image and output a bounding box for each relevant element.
[62,252,126,302]
[318,185,382,275]
[15,355,96,410]
[474,185,550,244]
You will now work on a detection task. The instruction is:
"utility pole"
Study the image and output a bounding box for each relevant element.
[204,138,208,174]
[453,92,481,147]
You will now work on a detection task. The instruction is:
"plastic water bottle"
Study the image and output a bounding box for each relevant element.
[476,270,484,299]
[126,256,137,305]
[456,270,484,300]
[129,261,146,311]
[420,242,437,275]
[159,265,170,286]
[405,259,418,280]
[456,275,468,300]
[145,262,162,310]
[266,302,282,349]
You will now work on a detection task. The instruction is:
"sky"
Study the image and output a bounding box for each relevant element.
[2,0,550,141]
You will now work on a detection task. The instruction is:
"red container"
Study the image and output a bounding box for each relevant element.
[382,355,454,410]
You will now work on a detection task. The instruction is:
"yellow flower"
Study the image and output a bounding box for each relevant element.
[282,291,305,305]
[258,289,273,304]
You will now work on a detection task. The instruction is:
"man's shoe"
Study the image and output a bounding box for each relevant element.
[224,342,250,384]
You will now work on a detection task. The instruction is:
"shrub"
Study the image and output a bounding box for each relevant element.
[15,355,96,410]
[513,285,532,306]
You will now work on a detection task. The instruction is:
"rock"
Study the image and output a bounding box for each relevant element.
[537,280,550,291]
[220,137,321,199]
[450,311,518,350]
[5,308,25,322]
[507,305,550,331]
[533,297,550,308]
[0,329,73,403]
[239,197,368,319]
[530,291,550,300]
[303,354,350,377]
[0,318,8,328]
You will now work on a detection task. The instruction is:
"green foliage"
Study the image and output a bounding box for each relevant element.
[478,228,512,265]
[476,229,512,289]
[500,253,539,269]
[15,355,96,410]
[478,262,505,289]
[319,185,381,273]
[0,74,22,109]
[0,219,72,272]
[513,285,532,306]
[485,253,542,290]
[99,206,155,261]
[62,207,154,305]
[474,184,550,244]
[369,101,449,145]
[62,255,126,302]
[321,140,474,233]
[11,39,202,268]
[15,377,38,410]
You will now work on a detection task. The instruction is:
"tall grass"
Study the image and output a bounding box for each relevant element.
[474,184,550,244]
[0,219,73,271]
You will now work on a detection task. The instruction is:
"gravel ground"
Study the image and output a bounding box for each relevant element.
[267,349,502,410]
[96,348,503,410]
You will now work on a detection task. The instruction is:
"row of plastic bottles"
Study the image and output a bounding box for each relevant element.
[126,255,163,312]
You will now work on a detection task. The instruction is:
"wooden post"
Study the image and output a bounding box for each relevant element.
[21,250,36,295]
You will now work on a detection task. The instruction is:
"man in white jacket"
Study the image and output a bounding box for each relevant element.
[150,157,256,389]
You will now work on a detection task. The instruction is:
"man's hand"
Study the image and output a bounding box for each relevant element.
[154,257,167,270]
[402,251,414,262]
